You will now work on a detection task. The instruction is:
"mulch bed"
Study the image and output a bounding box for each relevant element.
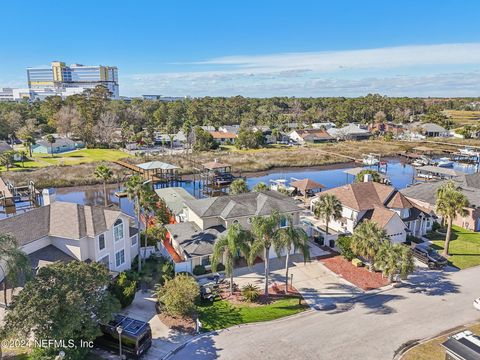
[320,256,390,291]
[157,312,196,335]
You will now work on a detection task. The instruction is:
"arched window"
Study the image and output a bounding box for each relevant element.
[114,218,124,242]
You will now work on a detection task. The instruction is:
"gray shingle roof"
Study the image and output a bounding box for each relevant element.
[0,201,128,245]
[165,222,226,258]
[28,244,75,270]
[155,187,195,215]
[0,141,12,152]
[36,137,76,148]
[184,191,302,219]
[401,173,480,207]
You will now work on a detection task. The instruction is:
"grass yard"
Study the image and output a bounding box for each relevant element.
[429,225,480,269]
[32,148,130,165]
[402,323,480,360]
[197,297,308,332]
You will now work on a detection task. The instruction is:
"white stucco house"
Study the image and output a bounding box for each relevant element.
[308,179,435,248]
[0,199,139,283]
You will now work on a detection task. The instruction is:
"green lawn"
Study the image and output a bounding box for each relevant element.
[197,297,307,332]
[429,225,480,269]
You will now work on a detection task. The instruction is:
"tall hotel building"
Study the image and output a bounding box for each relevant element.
[26,61,119,99]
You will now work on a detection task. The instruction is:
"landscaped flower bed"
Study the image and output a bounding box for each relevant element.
[320,255,390,290]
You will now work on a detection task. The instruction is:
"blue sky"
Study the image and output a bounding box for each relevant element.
[1,0,479,97]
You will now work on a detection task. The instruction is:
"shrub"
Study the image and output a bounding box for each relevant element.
[352,258,364,267]
[193,265,207,276]
[216,263,225,272]
[431,221,441,232]
[406,235,423,244]
[241,283,260,302]
[337,236,355,260]
[109,272,137,308]
[157,274,199,317]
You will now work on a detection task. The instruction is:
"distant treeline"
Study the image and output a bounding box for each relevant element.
[0,86,478,145]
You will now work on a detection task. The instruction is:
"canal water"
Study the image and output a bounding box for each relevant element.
[53,158,478,217]
[2,158,477,219]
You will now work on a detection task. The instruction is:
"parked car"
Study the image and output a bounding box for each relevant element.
[411,246,448,269]
[95,314,152,359]
[474,297,480,311]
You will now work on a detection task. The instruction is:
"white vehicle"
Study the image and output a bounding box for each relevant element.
[362,154,379,166]
[474,297,480,311]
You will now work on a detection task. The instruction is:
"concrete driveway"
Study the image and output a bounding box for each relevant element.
[120,291,193,359]
[232,243,364,311]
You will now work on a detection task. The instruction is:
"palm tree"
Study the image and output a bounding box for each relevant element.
[126,175,147,272]
[252,182,269,192]
[313,193,342,236]
[45,134,56,157]
[23,135,36,158]
[249,210,281,300]
[229,178,249,195]
[211,223,252,294]
[273,216,310,291]
[375,241,414,281]
[94,163,113,206]
[351,221,388,269]
[435,181,469,256]
[139,186,159,261]
[0,234,31,305]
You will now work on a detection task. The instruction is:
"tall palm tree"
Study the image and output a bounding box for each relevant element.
[351,221,388,269]
[23,135,36,158]
[139,186,158,261]
[126,175,147,272]
[273,216,310,291]
[45,134,56,157]
[375,241,414,281]
[249,210,281,300]
[435,181,469,256]
[252,182,269,192]
[94,163,113,206]
[0,234,31,305]
[313,193,342,236]
[229,178,249,195]
[212,223,252,294]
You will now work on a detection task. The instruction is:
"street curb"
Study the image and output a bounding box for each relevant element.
[160,308,315,360]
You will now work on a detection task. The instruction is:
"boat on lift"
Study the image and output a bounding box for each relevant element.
[459,146,479,157]
[412,156,432,167]
[362,154,379,166]
[437,157,454,168]
[269,179,295,194]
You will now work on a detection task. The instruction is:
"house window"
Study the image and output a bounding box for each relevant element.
[98,234,105,251]
[201,256,211,266]
[131,235,137,246]
[115,249,125,267]
[280,217,288,228]
[114,219,123,242]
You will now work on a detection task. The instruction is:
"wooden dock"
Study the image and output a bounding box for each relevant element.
[0,177,14,207]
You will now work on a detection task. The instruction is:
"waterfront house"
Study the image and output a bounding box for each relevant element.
[209,130,237,144]
[31,137,84,154]
[218,125,241,135]
[327,124,371,140]
[308,178,435,247]
[406,122,449,138]
[401,172,480,231]
[288,129,333,144]
[368,122,404,136]
[155,187,195,223]
[153,130,187,147]
[312,122,336,130]
[164,190,303,273]
[0,141,22,161]
[0,196,139,283]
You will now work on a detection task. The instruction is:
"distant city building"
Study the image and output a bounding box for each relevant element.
[27,61,119,99]
[141,95,185,101]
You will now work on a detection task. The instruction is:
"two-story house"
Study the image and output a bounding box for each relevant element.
[164,190,303,273]
[0,200,138,283]
[309,179,435,248]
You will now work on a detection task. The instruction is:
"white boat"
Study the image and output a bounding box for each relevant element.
[437,157,454,168]
[412,156,431,167]
[362,154,379,166]
[459,147,479,157]
[269,179,295,193]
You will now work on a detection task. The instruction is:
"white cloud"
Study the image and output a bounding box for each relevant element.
[119,42,480,96]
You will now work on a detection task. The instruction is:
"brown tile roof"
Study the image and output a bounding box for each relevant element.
[361,206,397,228]
[209,131,237,139]
[319,182,395,211]
[295,129,332,140]
[386,192,413,209]
[290,178,325,192]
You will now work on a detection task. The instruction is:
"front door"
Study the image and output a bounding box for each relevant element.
[329,239,335,248]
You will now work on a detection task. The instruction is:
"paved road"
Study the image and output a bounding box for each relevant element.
[171,266,480,360]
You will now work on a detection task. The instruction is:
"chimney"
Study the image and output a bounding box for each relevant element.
[42,188,56,205]
[363,173,373,183]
